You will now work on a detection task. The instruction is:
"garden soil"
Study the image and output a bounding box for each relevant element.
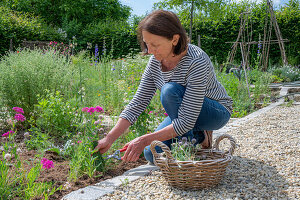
[2,134,147,200]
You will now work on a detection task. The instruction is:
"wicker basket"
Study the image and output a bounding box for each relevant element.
[150,134,236,190]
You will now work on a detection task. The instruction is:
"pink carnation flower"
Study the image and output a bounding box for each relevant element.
[14,114,26,122]
[12,107,24,114]
[95,106,103,112]
[41,158,54,169]
[87,107,95,115]
[2,130,15,137]
[82,107,89,112]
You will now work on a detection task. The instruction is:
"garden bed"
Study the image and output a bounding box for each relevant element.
[0,133,147,200]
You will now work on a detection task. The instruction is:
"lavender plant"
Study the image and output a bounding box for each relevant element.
[171,137,198,161]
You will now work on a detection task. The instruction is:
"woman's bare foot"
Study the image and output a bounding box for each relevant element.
[201,130,213,149]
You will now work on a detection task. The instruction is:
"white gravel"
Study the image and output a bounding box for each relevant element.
[100,105,300,200]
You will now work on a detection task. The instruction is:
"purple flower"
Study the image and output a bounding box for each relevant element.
[2,130,15,137]
[182,137,187,143]
[14,114,26,122]
[94,120,101,125]
[12,107,24,114]
[191,138,197,144]
[41,158,54,169]
[164,113,168,117]
[77,140,82,144]
[95,44,99,59]
[95,106,103,112]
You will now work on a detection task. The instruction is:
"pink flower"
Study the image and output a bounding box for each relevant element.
[14,114,26,122]
[95,106,103,112]
[148,111,153,114]
[82,107,89,112]
[41,158,54,169]
[87,107,95,115]
[2,130,15,137]
[77,140,82,144]
[12,107,24,114]
[164,113,168,117]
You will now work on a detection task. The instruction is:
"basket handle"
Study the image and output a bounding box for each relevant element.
[212,134,236,155]
[150,140,175,162]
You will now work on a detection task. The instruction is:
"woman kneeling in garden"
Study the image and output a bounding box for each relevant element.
[95,10,233,164]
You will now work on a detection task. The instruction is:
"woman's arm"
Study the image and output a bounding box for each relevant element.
[95,117,131,154]
[122,124,177,162]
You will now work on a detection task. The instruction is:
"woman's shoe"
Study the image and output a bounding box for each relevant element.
[201,130,213,149]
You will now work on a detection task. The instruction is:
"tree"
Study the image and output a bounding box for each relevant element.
[153,0,230,41]
[0,0,131,26]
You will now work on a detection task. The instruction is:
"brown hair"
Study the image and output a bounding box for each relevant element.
[137,10,188,55]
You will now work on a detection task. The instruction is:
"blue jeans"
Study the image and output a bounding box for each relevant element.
[143,82,231,164]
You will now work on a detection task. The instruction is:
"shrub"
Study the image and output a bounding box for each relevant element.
[30,90,79,140]
[81,20,140,59]
[270,65,300,82]
[0,6,61,55]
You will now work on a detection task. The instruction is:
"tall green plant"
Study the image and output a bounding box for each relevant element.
[216,70,252,117]
[0,49,79,120]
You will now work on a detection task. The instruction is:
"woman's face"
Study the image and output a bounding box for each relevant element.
[142,31,179,62]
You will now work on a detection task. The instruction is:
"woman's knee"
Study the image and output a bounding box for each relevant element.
[160,82,185,107]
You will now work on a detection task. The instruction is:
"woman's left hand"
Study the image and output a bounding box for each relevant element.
[122,136,148,162]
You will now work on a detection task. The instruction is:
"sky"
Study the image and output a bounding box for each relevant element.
[120,0,291,16]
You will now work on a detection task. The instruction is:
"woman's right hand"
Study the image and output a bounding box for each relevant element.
[94,137,113,154]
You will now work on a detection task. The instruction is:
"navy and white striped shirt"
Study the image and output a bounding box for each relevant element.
[120,44,233,136]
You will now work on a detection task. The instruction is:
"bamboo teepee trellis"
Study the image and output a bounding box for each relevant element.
[227,0,288,71]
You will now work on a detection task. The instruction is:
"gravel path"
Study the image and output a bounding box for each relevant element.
[100,105,300,200]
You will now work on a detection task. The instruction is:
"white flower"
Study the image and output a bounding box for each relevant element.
[24,132,30,138]
[4,153,11,160]
[63,182,72,190]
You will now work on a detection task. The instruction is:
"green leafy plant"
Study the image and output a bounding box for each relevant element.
[0,150,62,200]
[216,70,252,118]
[32,90,79,140]
[270,65,300,82]
[68,140,105,182]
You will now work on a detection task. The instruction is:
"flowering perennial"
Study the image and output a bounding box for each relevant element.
[12,107,24,114]
[41,158,54,169]
[88,107,95,114]
[95,106,103,112]
[2,130,15,137]
[14,114,26,122]
[82,106,104,115]
[82,107,89,112]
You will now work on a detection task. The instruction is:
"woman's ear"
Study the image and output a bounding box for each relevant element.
[172,34,180,46]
